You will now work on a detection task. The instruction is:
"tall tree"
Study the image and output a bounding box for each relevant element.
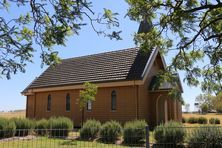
[126,0,222,94]
[0,0,121,79]
[79,82,97,125]
[212,92,222,113]
[195,93,213,112]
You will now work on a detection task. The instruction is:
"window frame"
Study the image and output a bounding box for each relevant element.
[47,94,51,111]
[66,93,71,112]
[111,90,117,111]
[87,100,92,111]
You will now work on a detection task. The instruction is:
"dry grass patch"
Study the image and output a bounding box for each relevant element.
[183,113,222,126]
[0,110,25,119]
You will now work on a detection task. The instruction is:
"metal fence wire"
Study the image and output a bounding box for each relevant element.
[0,128,147,148]
[150,126,222,148]
[0,126,222,148]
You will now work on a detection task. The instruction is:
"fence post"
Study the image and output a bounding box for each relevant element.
[146,125,150,148]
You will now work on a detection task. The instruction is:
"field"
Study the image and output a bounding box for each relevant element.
[183,113,222,126]
[0,110,25,118]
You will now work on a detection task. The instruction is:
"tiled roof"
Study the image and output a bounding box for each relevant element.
[24,47,151,90]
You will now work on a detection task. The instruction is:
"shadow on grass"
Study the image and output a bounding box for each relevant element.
[59,139,77,146]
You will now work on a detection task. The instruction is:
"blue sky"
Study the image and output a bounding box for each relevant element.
[0,0,201,112]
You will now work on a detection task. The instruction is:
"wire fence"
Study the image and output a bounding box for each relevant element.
[150,126,222,148]
[1,126,222,147]
[0,128,147,148]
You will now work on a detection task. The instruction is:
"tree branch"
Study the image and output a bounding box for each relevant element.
[204,33,222,41]
[184,3,222,13]
[180,17,222,48]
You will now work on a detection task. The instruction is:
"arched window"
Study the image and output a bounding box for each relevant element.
[47,94,51,111]
[111,90,116,110]
[66,93,71,111]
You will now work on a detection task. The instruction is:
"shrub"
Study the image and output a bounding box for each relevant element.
[209,118,220,124]
[197,117,207,124]
[188,126,222,148]
[182,117,186,123]
[154,121,185,147]
[35,119,49,136]
[48,117,73,137]
[123,120,147,145]
[0,118,16,139]
[200,104,208,113]
[187,117,198,124]
[11,118,34,136]
[80,119,101,140]
[100,121,122,143]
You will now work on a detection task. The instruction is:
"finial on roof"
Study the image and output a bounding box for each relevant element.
[137,18,152,34]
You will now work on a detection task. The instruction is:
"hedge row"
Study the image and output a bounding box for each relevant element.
[80,119,147,144]
[182,117,220,124]
[0,118,16,139]
[154,121,222,147]
[0,117,147,144]
[0,117,73,138]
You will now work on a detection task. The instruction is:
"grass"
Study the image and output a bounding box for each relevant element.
[183,113,222,126]
[0,110,25,118]
[0,130,152,148]
[0,137,128,148]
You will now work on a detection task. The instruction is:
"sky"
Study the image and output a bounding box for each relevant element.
[0,0,201,112]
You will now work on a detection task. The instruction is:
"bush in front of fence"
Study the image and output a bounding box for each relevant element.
[48,117,73,137]
[187,117,198,124]
[80,119,101,140]
[188,126,222,148]
[100,120,122,143]
[197,117,207,124]
[182,117,186,123]
[209,118,220,124]
[123,120,147,145]
[35,119,49,136]
[0,117,16,139]
[11,118,34,136]
[154,121,185,147]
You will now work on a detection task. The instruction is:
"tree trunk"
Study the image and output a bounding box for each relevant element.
[81,108,84,127]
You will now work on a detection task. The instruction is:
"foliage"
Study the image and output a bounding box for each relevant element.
[197,117,208,124]
[79,82,97,110]
[209,118,220,125]
[0,0,121,79]
[187,117,198,124]
[48,117,73,137]
[123,120,147,144]
[200,104,209,114]
[80,119,101,140]
[195,94,213,113]
[188,126,222,148]
[100,121,122,143]
[79,82,97,125]
[35,119,49,136]
[154,121,185,146]
[0,117,16,138]
[212,92,222,113]
[182,117,186,123]
[11,118,34,136]
[126,0,222,94]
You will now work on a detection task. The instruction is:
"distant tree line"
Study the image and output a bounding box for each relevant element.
[195,92,222,114]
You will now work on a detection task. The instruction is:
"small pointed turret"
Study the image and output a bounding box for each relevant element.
[137,19,152,34]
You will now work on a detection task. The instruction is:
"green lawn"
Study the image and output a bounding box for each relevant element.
[0,130,154,148]
[0,137,128,148]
